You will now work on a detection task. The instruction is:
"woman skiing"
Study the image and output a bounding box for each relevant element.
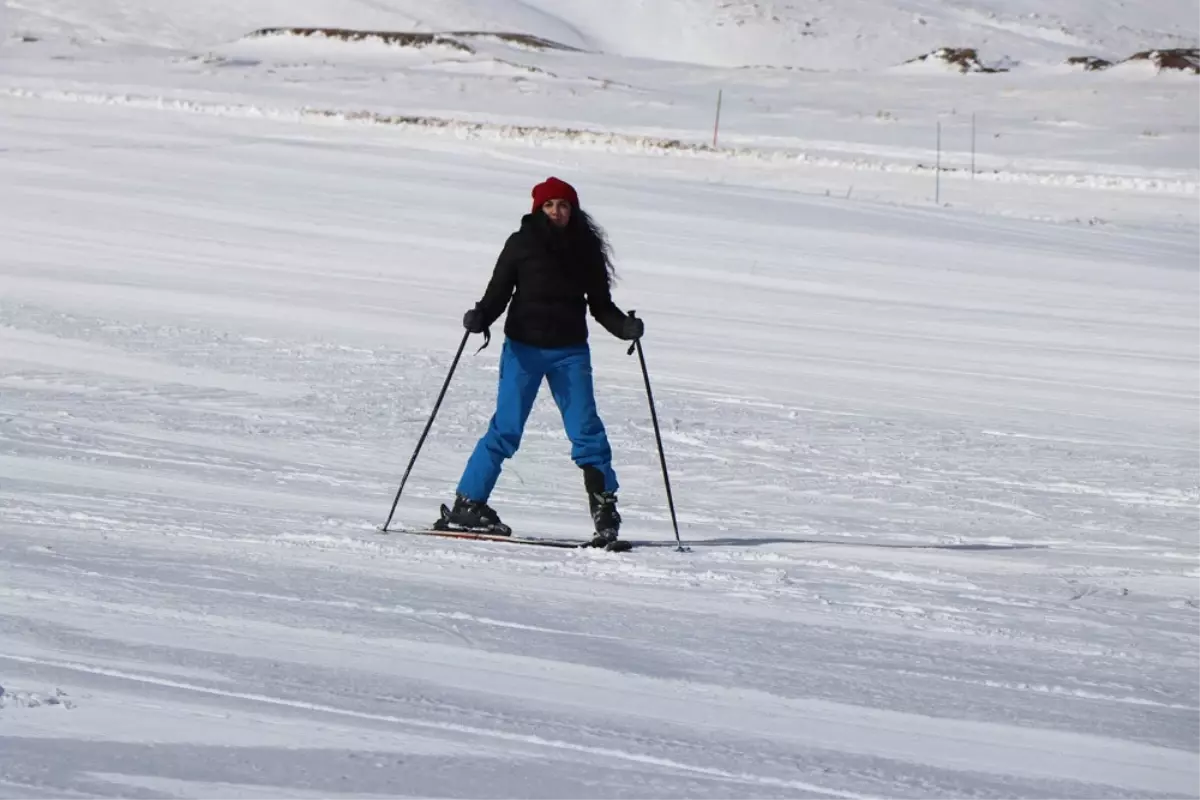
[439,177,644,546]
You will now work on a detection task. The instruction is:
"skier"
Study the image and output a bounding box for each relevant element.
[442,177,644,546]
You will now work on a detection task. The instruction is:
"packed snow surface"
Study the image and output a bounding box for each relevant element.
[1,1,1197,798]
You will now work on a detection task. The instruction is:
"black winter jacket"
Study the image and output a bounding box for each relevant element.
[475,213,627,348]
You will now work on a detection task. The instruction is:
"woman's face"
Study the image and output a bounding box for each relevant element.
[541,198,572,228]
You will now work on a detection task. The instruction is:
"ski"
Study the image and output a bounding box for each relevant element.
[380,527,633,552]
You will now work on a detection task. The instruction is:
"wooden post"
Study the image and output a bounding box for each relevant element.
[935,120,942,204]
[971,112,976,179]
[712,89,723,149]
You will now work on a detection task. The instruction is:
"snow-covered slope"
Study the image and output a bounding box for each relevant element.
[0,0,1197,797]
[6,0,1198,68]
[1,96,1197,799]
[4,0,1196,230]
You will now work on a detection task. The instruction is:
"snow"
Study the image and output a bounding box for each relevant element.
[1,1,1198,798]
[6,0,1198,69]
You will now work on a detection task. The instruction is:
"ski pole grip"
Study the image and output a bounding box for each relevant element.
[626,309,638,356]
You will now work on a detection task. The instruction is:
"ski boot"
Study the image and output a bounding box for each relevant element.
[589,491,622,548]
[434,494,512,536]
[583,466,627,550]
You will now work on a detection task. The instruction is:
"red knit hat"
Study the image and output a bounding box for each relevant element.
[531,176,579,211]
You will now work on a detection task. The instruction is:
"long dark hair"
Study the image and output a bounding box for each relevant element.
[568,207,617,287]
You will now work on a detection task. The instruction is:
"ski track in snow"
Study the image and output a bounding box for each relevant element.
[0,7,1198,798]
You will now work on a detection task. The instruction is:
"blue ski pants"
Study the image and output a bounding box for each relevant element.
[457,339,618,502]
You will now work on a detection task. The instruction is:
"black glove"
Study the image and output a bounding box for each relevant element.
[463,307,486,334]
[618,313,644,341]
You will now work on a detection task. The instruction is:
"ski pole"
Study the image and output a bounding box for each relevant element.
[381,330,472,532]
[626,313,686,552]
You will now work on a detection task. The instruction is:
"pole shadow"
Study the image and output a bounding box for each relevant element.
[636,537,1047,552]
